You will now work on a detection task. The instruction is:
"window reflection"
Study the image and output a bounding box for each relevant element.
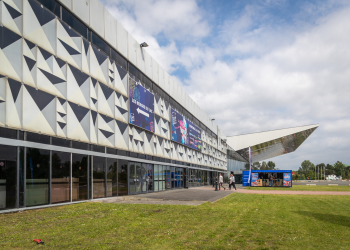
[107,158,117,197]
[0,145,17,210]
[52,151,70,204]
[93,156,105,199]
[72,154,88,201]
[26,148,50,207]
[118,160,128,196]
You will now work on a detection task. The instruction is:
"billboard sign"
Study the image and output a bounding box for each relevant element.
[283,173,292,187]
[171,108,201,151]
[251,173,259,186]
[129,78,154,133]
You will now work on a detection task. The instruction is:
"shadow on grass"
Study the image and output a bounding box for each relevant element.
[295,211,350,228]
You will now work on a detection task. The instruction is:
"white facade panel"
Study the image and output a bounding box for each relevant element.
[164,74,170,95]
[90,0,105,38]
[168,77,174,97]
[116,21,128,58]
[158,67,165,91]
[152,58,159,84]
[104,8,117,48]
[60,0,72,10]
[127,33,138,66]
[72,0,89,25]
[144,50,153,80]
[136,47,146,74]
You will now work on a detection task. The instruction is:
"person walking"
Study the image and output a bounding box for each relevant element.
[229,173,236,191]
[219,173,226,191]
[269,174,274,187]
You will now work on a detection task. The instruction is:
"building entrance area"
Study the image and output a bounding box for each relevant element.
[128,162,154,194]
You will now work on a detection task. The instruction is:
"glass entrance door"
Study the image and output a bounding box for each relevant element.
[129,162,151,195]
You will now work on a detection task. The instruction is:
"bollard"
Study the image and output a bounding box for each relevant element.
[215,181,219,191]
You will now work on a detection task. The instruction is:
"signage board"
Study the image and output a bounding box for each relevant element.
[171,108,202,150]
[129,78,155,133]
[283,173,292,186]
[251,173,259,186]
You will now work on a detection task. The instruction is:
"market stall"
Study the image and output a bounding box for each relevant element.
[242,170,292,187]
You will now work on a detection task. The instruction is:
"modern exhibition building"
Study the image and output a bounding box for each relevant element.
[0,0,318,212]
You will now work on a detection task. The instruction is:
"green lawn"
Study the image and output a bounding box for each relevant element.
[1,193,350,249]
[246,185,350,191]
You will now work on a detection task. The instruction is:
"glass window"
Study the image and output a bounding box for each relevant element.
[118,160,128,196]
[107,158,117,197]
[92,32,110,56]
[19,147,24,207]
[72,141,89,150]
[91,145,105,153]
[107,147,117,155]
[26,148,50,207]
[117,150,129,156]
[129,63,142,82]
[26,132,50,144]
[72,154,88,201]
[0,127,17,139]
[147,164,153,192]
[154,165,159,191]
[130,152,138,158]
[111,49,127,70]
[37,0,61,17]
[62,7,88,39]
[0,145,17,210]
[52,137,71,148]
[93,156,105,199]
[51,151,70,204]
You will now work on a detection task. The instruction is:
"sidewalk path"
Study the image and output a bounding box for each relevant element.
[236,189,350,195]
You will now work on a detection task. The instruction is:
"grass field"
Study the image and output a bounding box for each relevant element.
[246,185,350,191]
[1,193,350,249]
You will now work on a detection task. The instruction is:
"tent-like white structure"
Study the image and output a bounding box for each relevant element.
[226,124,319,163]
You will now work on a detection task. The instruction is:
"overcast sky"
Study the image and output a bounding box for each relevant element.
[102,0,350,170]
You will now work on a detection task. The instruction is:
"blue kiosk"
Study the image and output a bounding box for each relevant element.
[242,170,293,187]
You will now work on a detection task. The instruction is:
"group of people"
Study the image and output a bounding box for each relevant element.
[218,173,236,191]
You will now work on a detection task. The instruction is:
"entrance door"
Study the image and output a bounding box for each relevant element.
[129,162,151,195]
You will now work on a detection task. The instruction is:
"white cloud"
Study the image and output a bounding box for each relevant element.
[102,0,350,169]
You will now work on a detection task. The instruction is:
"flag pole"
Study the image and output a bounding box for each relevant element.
[248,146,252,189]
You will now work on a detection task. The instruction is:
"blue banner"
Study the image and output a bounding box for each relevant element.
[171,108,202,151]
[129,78,155,133]
[283,173,292,186]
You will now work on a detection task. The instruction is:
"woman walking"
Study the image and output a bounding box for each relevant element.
[219,173,226,191]
[229,173,236,191]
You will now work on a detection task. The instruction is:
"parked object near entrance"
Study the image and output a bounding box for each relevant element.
[242,170,293,187]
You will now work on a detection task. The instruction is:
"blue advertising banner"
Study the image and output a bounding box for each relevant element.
[283,173,292,186]
[129,78,155,133]
[171,108,202,151]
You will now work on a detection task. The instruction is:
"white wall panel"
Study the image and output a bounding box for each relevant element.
[163,71,169,94]
[144,50,152,80]
[72,0,89,25]
[116,21,128,58]
[164,74,170,95]
[136,47,146,74]
[127,33,138,66]
[90,0,104,37]
[158,66,165,91]
[60,0,72,10]
[104,8,117,48]
[152,58,159,85]
[168,77,174,97]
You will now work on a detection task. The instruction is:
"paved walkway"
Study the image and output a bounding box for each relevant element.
[236,189,350,195]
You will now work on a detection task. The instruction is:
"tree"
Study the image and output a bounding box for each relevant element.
[244,163,250,170]
[292,172,299,180]
[299,160,315,178]
[260,161,268,170]
[252,162,261,170]
[334,161,345,177]
[325,164,334,175]
[267,161,276,170]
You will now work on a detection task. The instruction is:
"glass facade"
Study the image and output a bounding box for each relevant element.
[26,148,50,207]
[51,151,70,204]
[0,136,221,211]
[0,145,17,210]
